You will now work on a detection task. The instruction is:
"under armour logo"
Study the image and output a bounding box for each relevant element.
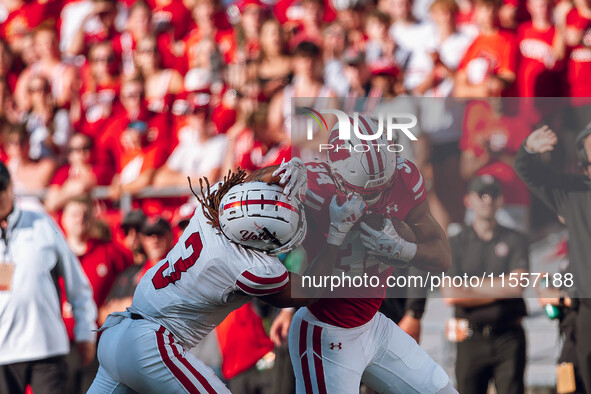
[386,204,398,214]
[379,245,393,253]
[329,342,342,350]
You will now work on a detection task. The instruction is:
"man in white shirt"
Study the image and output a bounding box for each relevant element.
[0,161,97,394]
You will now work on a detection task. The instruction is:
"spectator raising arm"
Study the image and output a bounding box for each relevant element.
[514,125,590,213]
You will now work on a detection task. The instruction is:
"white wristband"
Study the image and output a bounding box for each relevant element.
[327,226,346,246]
[397,241,417,263]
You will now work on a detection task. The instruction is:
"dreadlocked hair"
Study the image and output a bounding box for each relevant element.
[189,168,247,229]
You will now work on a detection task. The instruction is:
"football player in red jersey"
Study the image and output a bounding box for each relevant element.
[271,115,456,393]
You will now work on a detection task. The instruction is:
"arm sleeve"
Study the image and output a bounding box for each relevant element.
[513,143,577,214]
[508,233,530,272]
[236,264,289,296]
[50,219,98,342]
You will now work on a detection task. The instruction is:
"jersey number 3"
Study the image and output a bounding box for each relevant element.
[152,232,203,289]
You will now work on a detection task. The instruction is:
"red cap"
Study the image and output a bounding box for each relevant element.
[236,0,265,12]
[369,59,400,78]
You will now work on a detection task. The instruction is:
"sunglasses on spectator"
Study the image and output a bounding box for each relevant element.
[68,145,92,153]
[91,55,115,64]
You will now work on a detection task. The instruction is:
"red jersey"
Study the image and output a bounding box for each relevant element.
[0,0,60,44]
[565,8,591,97]
[61,239,133,341]
[273,0,336,26]
[460,100,531,205]
[112,32,185,75]
[97,108,171,178]
[458,30,517,94]
[516,22,563,97]
[234,129,293,172]
[50,163,112,187]
[184,26,237,67]
[146,0,193,40]
[303,157,427,328]
[78,74,120,140]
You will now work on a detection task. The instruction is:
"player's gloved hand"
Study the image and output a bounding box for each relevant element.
[360,219,417,265]
[272,158,307,201]
[327,193,367,246]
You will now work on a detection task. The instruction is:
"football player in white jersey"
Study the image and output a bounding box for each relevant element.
[88,168,368,394]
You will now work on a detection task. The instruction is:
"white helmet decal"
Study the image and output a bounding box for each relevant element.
[218,182,307,255]
[327,115,397,204]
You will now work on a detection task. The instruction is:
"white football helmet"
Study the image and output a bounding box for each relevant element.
[218,182,307,255]
[327,115,398,205]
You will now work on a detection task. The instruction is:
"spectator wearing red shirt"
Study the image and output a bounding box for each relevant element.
[107,119,168,199]
[134,34,183,114]
[67,0,118,56]
[76,42,120,140]
[113,0,153,75]
[60,195,132,394]
[233,105,293,173]
[289,0,326,49]
[454,0,518,97]
[233,0,266,63]
[112,1,184,75]
[97,73,170,190]
[45,133,110,213]
[15,27,79,111]
[563,0,591,98]
[274,0,336,26]
[0,0,61,54]
[146,0,193,41]
[98,216,173,324]
[515,0,563,97]
[184,0,236,67]
[459,100,532,232]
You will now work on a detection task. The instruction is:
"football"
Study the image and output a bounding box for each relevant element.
[361,214,417,244]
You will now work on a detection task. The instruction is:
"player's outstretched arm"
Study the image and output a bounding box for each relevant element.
[404,199,452,272]
[246,158,308,201]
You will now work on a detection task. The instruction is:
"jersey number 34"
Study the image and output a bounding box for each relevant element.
[152,232,203,289]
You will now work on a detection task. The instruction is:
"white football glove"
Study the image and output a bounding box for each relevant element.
[272,158,308,201]
[327,193,368,246]
[360,219,417,266]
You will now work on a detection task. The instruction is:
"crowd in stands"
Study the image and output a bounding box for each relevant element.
[0,0,588,224]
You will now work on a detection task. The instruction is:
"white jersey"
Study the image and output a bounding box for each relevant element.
[130,207,289,349]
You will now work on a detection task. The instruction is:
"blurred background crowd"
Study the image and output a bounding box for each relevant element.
[0,0,590,392]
